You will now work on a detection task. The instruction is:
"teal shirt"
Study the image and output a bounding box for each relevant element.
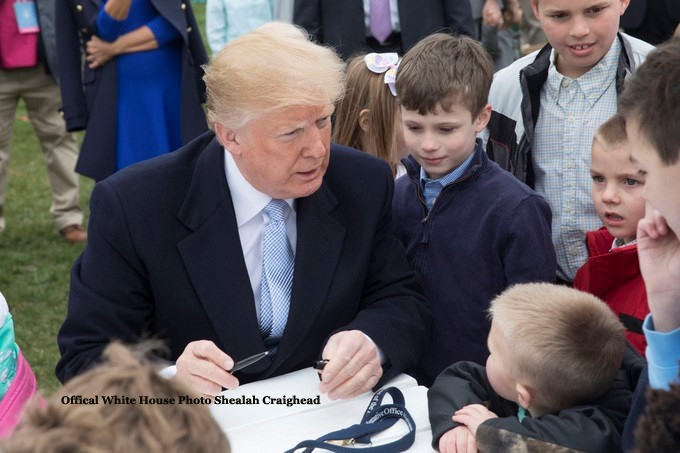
[0,313,18,400]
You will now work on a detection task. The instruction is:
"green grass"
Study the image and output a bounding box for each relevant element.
[2,103,93,394]
[3,1,207,395]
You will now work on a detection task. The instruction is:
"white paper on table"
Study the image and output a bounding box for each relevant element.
[209,369,435,452]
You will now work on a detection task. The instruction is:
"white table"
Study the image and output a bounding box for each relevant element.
[210,368,436,452]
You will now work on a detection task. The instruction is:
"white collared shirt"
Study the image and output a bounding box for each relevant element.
[224,149,297,320]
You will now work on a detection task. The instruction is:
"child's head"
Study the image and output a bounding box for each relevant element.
[396,34,493,180]
[487,283,625,417]
[619,37,680,236]
[530,0,630,78]
[590,113,645,243]
[332,53,407,177]
[3,342,230,453]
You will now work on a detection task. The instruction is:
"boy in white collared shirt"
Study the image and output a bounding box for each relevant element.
[483,0,654,284]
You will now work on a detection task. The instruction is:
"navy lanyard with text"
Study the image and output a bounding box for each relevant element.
[284,387,416,453]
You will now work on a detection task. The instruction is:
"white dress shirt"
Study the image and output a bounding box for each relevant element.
[224,149,296,321]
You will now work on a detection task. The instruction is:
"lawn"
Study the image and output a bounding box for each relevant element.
[2,1,207,394]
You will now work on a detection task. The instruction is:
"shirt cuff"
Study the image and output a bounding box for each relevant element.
[159,364,177,380]
[363,333,386,365]
[643,314,680,390]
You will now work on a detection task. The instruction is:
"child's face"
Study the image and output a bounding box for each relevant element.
[531,0,630,79]
[401,102,490,180]
[590,139,646,243]
[486,321,518,403]
[627,116,680,236]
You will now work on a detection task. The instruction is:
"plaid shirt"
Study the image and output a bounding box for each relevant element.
[533,39,621,281]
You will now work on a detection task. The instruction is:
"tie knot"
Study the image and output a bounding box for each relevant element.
[264,199,288,223]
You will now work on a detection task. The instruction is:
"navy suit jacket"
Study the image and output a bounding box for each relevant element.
[55,0,208,181]
[293,0,475,60]
[56,132,432,385]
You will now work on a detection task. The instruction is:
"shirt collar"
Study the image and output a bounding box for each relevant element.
[224,149,294,227]
[420,148,476,186]
[546,38,620,108]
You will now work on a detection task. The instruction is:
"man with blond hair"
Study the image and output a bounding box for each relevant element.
[56,22,431,401]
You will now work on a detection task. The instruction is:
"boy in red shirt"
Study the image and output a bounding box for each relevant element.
[573,113,648,355]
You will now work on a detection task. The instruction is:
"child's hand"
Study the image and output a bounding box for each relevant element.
[637,205,680,332]
[439,425,478,453]
[452,404,498,435]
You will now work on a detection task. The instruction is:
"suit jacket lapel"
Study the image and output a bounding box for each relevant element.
[270,182,345,372]
[176,139,269,369]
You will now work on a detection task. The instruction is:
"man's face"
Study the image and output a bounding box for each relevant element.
[531,0,630,79]
[590,140,646,243]
[627,115,680,236]
[401,103,490,180]
[219,105,333,199]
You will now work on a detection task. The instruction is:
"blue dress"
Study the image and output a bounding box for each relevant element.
[97,0,182,170]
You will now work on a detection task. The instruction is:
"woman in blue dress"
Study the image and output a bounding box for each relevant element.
[56,0,208,180]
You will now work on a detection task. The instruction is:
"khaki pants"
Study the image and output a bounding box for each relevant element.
[0,65,83,234]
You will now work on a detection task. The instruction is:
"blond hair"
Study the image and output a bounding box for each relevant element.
[489,283,625,412]
[2,342,230,453]
[594,113,628,149]
[332,55,401,177]
[204,21,346,129]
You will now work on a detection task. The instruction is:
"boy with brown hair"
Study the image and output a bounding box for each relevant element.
[392,33,556,387]
[573,113,649,356]
[484,0,654,285]
[617,37,680,450]
[3,342,230,452]
[429,283,630,453]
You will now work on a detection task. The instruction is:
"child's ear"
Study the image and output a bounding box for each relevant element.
[474,103,492,133]
[530,0,540,20]
[516,383,533,410]
[358,109,371,133]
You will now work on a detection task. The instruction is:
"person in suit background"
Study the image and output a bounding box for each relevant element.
[293,0,475,60]
[56,0,208,182]
[56,22,432,401]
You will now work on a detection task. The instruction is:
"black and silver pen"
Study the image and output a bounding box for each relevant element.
[231,351,269,373]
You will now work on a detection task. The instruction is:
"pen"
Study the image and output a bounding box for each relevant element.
[313,359,329,371]
[231,351,269,373]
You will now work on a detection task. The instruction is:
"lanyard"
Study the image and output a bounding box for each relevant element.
[284,387,416,453]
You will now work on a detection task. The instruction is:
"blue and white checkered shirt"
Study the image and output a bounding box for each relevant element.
[532,39,620,281]
[420,150,476,211]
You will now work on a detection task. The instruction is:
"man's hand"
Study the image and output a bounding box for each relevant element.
[637,205,680,332]
[452,404,498,436]
[175,340,239,397]
[86,36,118,68]
[318,330,382,400]
[439,426,478,453]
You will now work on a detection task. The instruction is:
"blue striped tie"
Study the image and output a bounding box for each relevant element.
[259,199,294,349]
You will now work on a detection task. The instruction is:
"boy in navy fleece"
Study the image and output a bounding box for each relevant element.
[393,33,556,386]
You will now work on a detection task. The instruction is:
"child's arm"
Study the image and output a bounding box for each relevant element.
[428,361,515,449]
[637,206,680,389]
[501,195,556,284]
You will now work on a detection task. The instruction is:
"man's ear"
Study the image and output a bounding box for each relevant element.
[516,383,533,410]
[214,122,242,156]
[475,103,492,133]
[358,109,371,133]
